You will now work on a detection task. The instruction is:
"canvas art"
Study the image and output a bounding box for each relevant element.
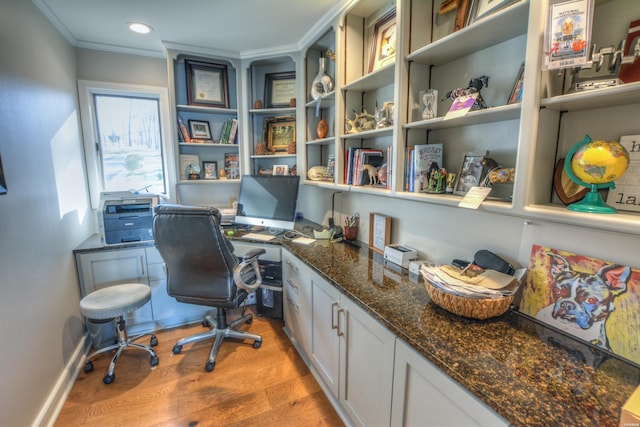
[520,244,640,365]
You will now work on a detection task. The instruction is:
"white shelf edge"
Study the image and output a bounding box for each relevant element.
[341,127,393,140]
[306,137,336,145]
[524,204,640,236]
[179,143,240,148]
[249,107,296,115]
[540,82,640,112]
[305,92,336,108]
[395,191,514,212]
[404,103,521,131]
[177,179,241,185]
[250,154,297,159]
[342,65,395,92]
[176,104,238,114]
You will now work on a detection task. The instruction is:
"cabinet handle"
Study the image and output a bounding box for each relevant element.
[337,308,345,337]
[331,302,338,330]
[287,279,299,293]
[287,260,298,273]
[140,256,145,276]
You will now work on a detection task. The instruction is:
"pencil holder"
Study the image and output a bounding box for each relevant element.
[344,226,358,241]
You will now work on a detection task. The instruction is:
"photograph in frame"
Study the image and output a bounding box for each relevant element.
[202,161,219,180]
[185,59,229,108]
[369,9,396,73]
[543,0,594,70]
[470,0,518,24]
[272,165,289,176]
[262,116,295,152]
[188,120,212,139]
[507,61,525,104]
[454,151,488,196]
[0,151,6,195]
[265,72,296,108]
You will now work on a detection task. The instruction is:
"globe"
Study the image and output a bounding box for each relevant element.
[564,135,630,214]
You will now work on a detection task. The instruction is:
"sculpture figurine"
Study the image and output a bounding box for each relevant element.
[361,164,379,185]
[345,109,376,134]
[443,75,490,110]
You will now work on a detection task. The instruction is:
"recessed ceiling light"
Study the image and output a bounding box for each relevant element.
[128,22,153,34]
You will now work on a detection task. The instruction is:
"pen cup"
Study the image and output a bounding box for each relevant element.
[344,226,358,241]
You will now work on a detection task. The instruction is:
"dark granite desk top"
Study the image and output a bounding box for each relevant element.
[276,236,640,427]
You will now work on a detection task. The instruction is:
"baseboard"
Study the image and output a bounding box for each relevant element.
[32,335,89,427]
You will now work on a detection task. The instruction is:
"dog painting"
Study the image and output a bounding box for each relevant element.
[520,245,640,365]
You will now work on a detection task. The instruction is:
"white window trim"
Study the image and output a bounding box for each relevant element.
[77,79,176,209]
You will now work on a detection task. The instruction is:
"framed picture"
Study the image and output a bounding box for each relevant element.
[202,161,219,180]
[454,151,488,196]
[272,165,289,176]
[263,116,295,152]
[470,0,518,24]
[368,9,396,73]
[265,71,296,108]
[369,213,391,254]
[185,59,229,108]
[188,120,212,139]
[507,61,525,104]
[0,151,6,195]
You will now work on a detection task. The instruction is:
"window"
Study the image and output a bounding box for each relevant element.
[78,81,173,208]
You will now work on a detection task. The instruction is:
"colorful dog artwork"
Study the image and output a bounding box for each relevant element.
[520,245,640,365]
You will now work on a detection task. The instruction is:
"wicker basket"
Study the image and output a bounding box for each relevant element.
[423,278,514,320]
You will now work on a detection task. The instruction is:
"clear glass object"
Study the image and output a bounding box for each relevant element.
[310,57,334,100]
[422,89,438,120]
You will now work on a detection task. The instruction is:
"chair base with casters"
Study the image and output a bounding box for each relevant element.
[173,307,262,372]
[79,283,159,384]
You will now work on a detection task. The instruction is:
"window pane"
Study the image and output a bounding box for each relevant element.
[94,94,165,194]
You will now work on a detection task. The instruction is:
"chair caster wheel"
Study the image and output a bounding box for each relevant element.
[172,345,182,354]
[150,335,158,346]
[84,361,94,373]
[202,320,210,328]
[253,340,262,349]
[103,374,115,384]
[245,315,253,325]
[150,355,159,367]
[205,361,215,372]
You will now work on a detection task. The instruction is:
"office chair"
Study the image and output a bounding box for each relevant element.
[152,204,264,372]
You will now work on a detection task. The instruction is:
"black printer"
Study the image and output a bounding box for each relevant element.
[98,191,156,245]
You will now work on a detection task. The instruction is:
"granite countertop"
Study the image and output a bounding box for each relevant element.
[278,236,640,427]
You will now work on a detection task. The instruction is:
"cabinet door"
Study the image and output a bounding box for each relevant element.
[309,271,341,398]
[391,339,508,427]
[282,249,312,356]
[77,248,153,326]
[339,296,395,427]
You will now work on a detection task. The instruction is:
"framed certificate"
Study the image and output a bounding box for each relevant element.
[265,72,296,108]
[185,59,229,108]
[369,213,391,254]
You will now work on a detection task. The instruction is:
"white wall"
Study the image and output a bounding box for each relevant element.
[0,1,93,425]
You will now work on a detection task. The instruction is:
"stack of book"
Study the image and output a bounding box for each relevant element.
[344,147,386,186]
[219,118,238,144]
[224,152,239,179]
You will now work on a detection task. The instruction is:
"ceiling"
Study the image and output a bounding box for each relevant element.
[33,0,349,58]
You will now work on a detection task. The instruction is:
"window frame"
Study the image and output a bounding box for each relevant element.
[77,80,175,209]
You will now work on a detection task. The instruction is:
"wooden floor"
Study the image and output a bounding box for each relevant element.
[55,308,344,427]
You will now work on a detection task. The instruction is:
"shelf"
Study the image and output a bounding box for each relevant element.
[250,154,296,159]
[306,137,336,146]
[178,179,241,185]
[305,91,336,108]
[404,103,521,131]
[176,104,238,114]
[407,0,529,66]
[540,82,640,112]
[342,64,394,92]
[179,142,239,148]
[395,190,515,212]
[248,107,296,115]
[342,127,393,140]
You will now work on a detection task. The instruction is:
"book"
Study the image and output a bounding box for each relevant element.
[619,19,640,83]
[224,152,240,179]
[177,115,191,142]
[219,119,232,144]
[413,143,443,192]
[227,118,238,144]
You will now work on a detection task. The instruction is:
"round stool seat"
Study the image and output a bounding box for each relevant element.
[80,283,151,320]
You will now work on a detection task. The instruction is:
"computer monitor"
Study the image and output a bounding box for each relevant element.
[234,175,300,231]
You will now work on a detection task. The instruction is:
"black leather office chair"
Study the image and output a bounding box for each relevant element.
[152,204,265,372]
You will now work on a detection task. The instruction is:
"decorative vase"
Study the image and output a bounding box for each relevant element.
[316,119,329,139]
[310,57,334,100]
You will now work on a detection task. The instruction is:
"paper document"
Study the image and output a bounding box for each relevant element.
[241,233,276,242]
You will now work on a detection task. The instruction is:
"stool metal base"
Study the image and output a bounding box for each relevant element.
[85,316,159,384]
[172,309,261,372]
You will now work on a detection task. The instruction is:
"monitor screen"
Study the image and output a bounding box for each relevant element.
[235,175,300,231]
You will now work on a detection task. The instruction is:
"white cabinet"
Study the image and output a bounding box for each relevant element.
[282,249,312,356]
[310,269,396,427]
[391,338,508,427]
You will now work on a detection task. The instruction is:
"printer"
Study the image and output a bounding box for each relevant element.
[98,191,157,245]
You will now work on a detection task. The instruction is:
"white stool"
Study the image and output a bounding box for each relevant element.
[80,283,159,384]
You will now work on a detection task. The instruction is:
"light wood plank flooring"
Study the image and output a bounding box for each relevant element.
[55,308,343,427]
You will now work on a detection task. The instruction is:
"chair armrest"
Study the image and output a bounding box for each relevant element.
[233,248,266,292]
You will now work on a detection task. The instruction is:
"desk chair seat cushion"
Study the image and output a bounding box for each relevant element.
[153,204,248,309]
[80,283,151,320]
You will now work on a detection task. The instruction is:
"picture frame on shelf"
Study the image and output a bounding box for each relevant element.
[453,151,488,196]
[469,0,518,24]
[185,59,229,108]
[202,161,219,180]
[264,71,296,108]
[368,9,396,73]
[507,61,525,104]
[369,213,390,254]
[263,116,295,152]
[272,165,289,176]
[188,120,212,139]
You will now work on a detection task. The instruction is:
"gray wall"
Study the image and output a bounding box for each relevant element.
[0,1,93,425]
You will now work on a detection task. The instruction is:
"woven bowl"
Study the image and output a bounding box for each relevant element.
[423,279,514,320]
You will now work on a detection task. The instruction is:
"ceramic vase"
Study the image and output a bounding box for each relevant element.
[310,57,334,100]
[316,119,329,139]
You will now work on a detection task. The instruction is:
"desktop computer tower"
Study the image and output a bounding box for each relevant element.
[256,260,282,320]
